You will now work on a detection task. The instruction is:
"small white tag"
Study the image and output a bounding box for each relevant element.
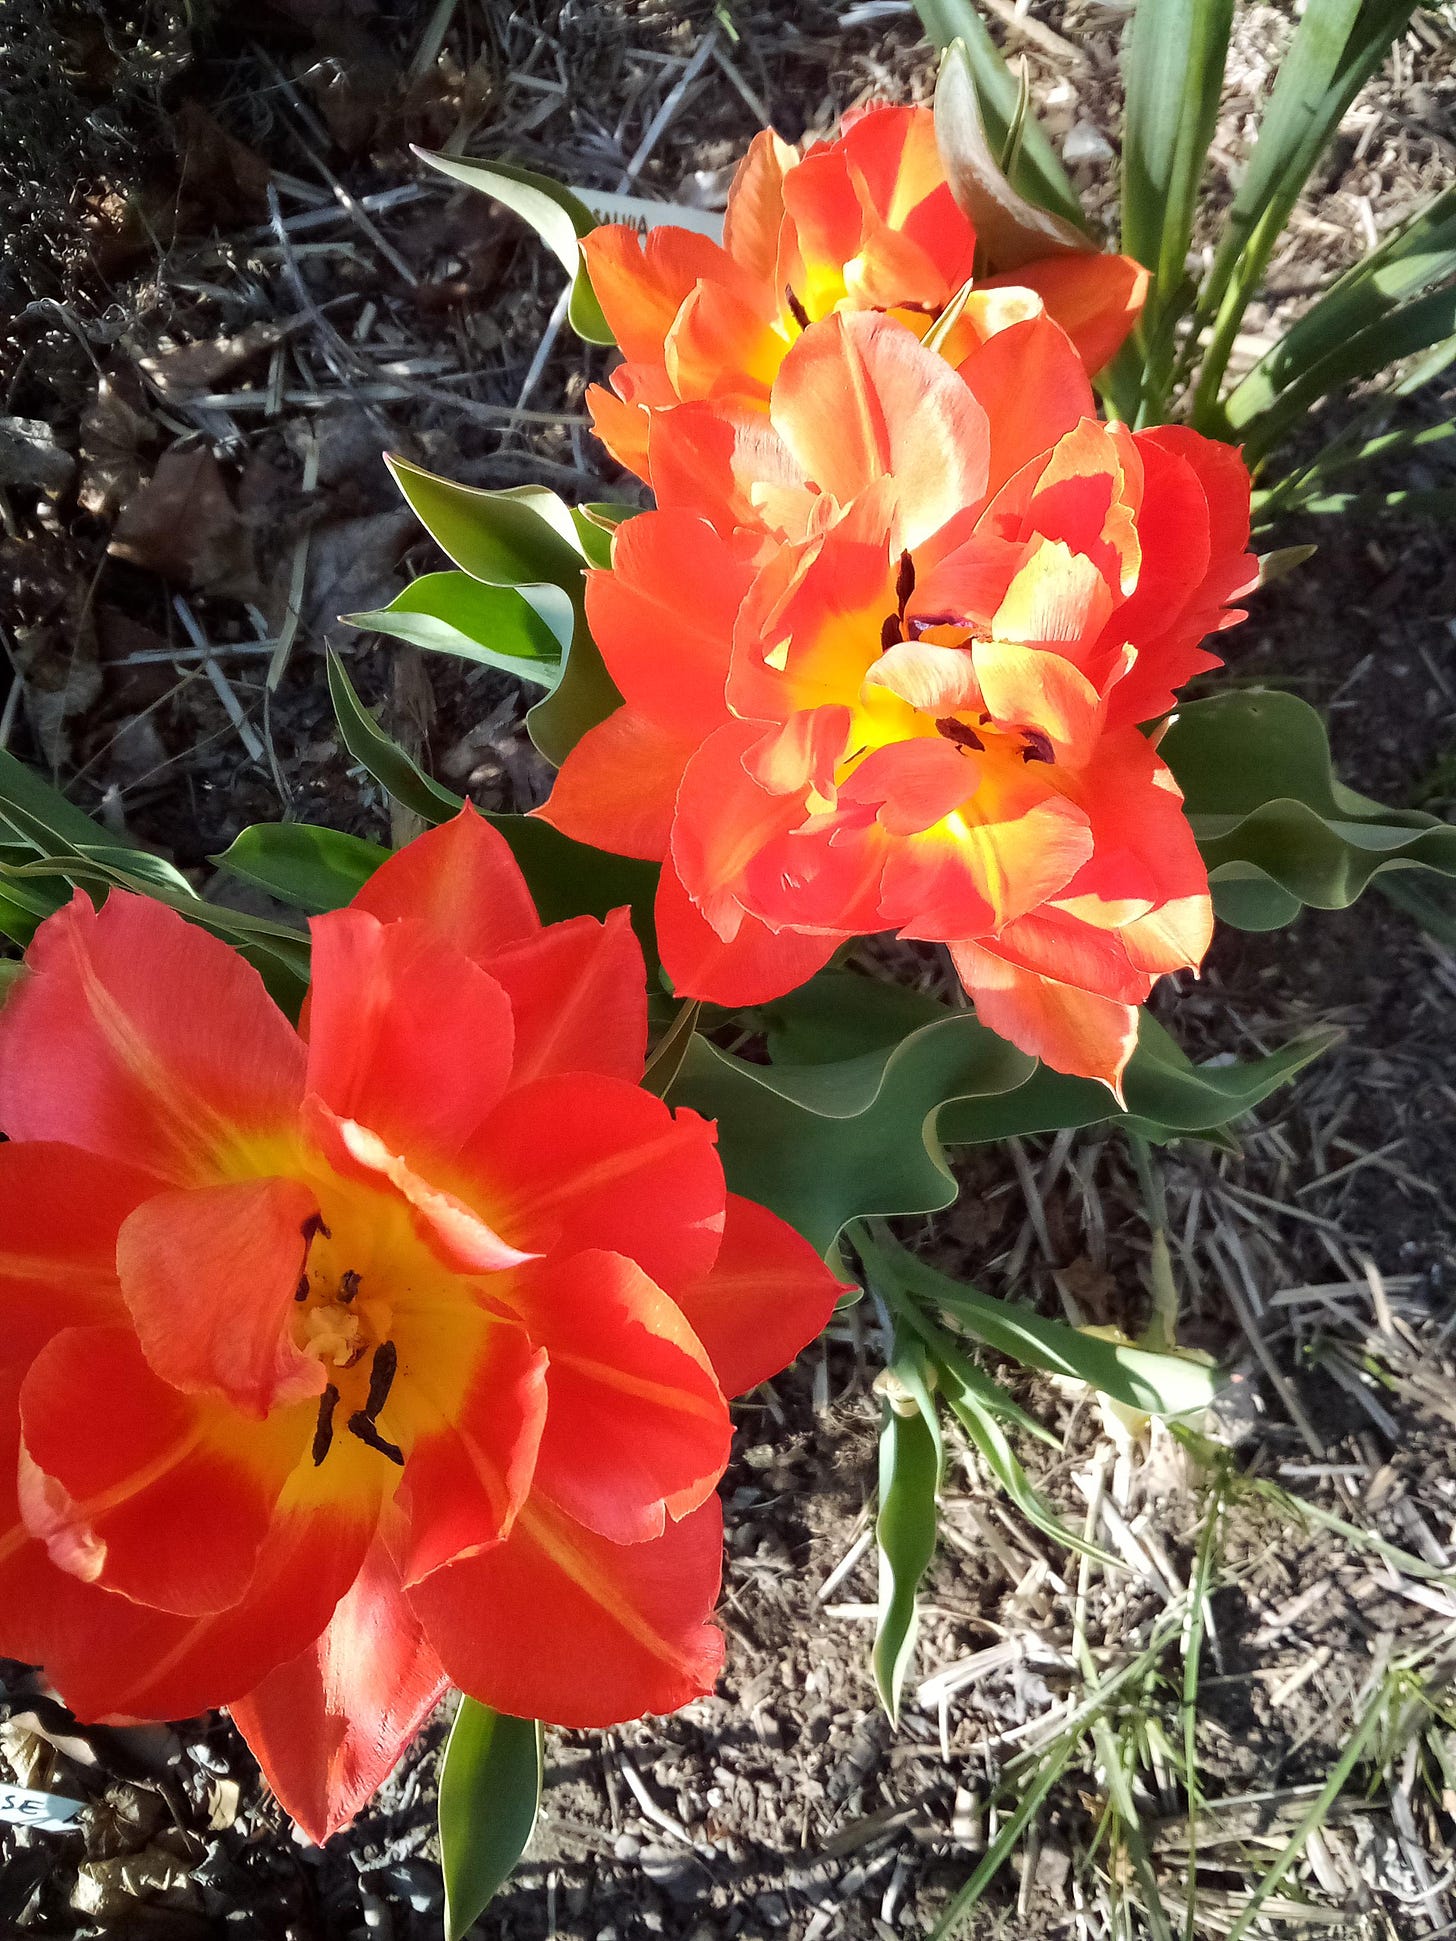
[571,187,724,243]
[0,1784,86,1832]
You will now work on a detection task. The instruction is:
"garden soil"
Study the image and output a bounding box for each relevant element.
[2,3,1456,1937]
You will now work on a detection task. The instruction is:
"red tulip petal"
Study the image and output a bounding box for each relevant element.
[581,225,749,367]
[644,396,804,539]
[537,706,692,861]
[306,909,514,1159]
[484,906,648,1089]
[394,1319,548,1586]
[673,1194,846,1396]
[0,891,304,1185]
[462,1072,724,1297]
[350,805,540,958]
[723,129,794,284]
[950,938,1138,1097]
[117,1178,323,1419]
[0,1142,158,1367]
[973,638,1106,763]
[990,252,1148,377]
[18,1323,301,1616]
[411,1493,725,1728]
[231,1535,448,1844]
[655,858,840,1006]
[666,280,784,403]
[671,720,808,935]
[954,314,1096,500]
[505,1248,728,1544]
[586,381,653,479]
[583,509,753,732]
[881,781,1093,939]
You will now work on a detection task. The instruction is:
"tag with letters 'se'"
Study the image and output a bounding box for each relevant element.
[0,1784,86,1832]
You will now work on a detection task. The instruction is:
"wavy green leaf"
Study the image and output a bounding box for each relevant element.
[1163,689,1456,930]
[348,572,570,686]
[437,1700,543,1941]
[415,150,612,345]
[873,1332,943,1725]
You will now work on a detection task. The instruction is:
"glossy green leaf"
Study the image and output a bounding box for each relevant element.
[1163,689,1456,930]
[348,573,570,686]
[415,150,612,345]
[438,1700,543,1941]
[873,1333,943,1725]
[938,1358,1107,1561]
[215,823,389,913]
[383,455,619,765]
[325,650,660,963]
[912,10,1086,230]
[858,1229,1220,1418]
[570,501,637,568]
[1191,0,1418,422]
[642,999,702,1099]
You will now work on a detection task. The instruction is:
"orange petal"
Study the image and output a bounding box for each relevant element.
[864,639,983,715]
[409,1492,725,1729]
[0,891,304,1187]
[671,720,810,936]
[988,252,1149,378]
[673,1193,847,1396]
[583,508,753,732]
[462,1072,724,1298]
[507,1248,729,1544]
[973,637,1106,762]
[18,1322,299,1616]
[644,397,803,538]
[956,314,1096,501]
[666,280,785,403]
[586,381,652,480]
[655,859,840,1005]
[771,312,989,548]
[723,129,795,283]
[306,907,514,1158]
[842,739,979,837]
[485,906,648,1088]
[394,1320,548,1585]
[950,938,1139,1097]
[117,1178,323,1420]
[581,224,750,365]
[231,1534,448,1844]
[349,804,540,962]
[537,706,691,863]
[881,782,1094,938]
[838,104,976,285]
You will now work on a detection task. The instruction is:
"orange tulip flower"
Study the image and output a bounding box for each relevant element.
[544,313,1257,1094]
[582,102,1148,482]
[0,809,841,1843]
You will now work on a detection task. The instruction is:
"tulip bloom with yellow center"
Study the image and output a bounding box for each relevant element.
[544,313,1258,1095]
[0,810,841,1842]
[582,102,1148,484]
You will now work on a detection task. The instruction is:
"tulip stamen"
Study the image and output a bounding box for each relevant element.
[338,1269,361,1305]
[936,717,985,753]
[301,1213,332,1247]
[784,286,810,331]
[347,1412,405,1467]
[879,613,901,652]
[312,1384,340,1466]
[362,1340,398,1420]
[1021,729,1056,765]
[895,551,915,619]
[294,1274,309,1304]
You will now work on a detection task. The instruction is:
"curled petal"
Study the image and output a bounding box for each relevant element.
[988,252,1148,378]
[951,937,1139,1098]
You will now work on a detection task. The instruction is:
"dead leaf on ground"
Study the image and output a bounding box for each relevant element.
[79,377,157,519]
[174,99,272,229]
[0,416,74,493]
[135,321,291,406]
[109,447,259,599]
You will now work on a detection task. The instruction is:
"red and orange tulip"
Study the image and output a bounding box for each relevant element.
[583,103,1148,484]
[545,312,1257,1094]
[0,809,841,1842]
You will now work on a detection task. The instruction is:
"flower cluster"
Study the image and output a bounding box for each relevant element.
[544,105,1257,1094]
[0,810,840,1841]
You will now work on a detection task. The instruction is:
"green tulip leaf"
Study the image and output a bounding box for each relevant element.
[215,823,390,914]
[438,1700,543,1941]
[1163,688,1456,930]
[349,573,571,687]
[414,150,613,344]
[873,1333,943,1725]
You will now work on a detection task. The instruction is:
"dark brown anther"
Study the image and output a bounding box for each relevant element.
[294,1275,310,1304]
[361,1340,398,1422]
[301,1212,332,1246]
[880,613,901,652]
[347,1413,405,1467]
[784,285,810,331]
[312,1384,340,1466]
[935,717,985,752]
[1021,729,1056,765]
[338,1269,361,1305]
[895,551,915,618]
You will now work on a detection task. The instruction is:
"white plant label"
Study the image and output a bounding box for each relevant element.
[0,1784,86,1831]
[570,187,724,242]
